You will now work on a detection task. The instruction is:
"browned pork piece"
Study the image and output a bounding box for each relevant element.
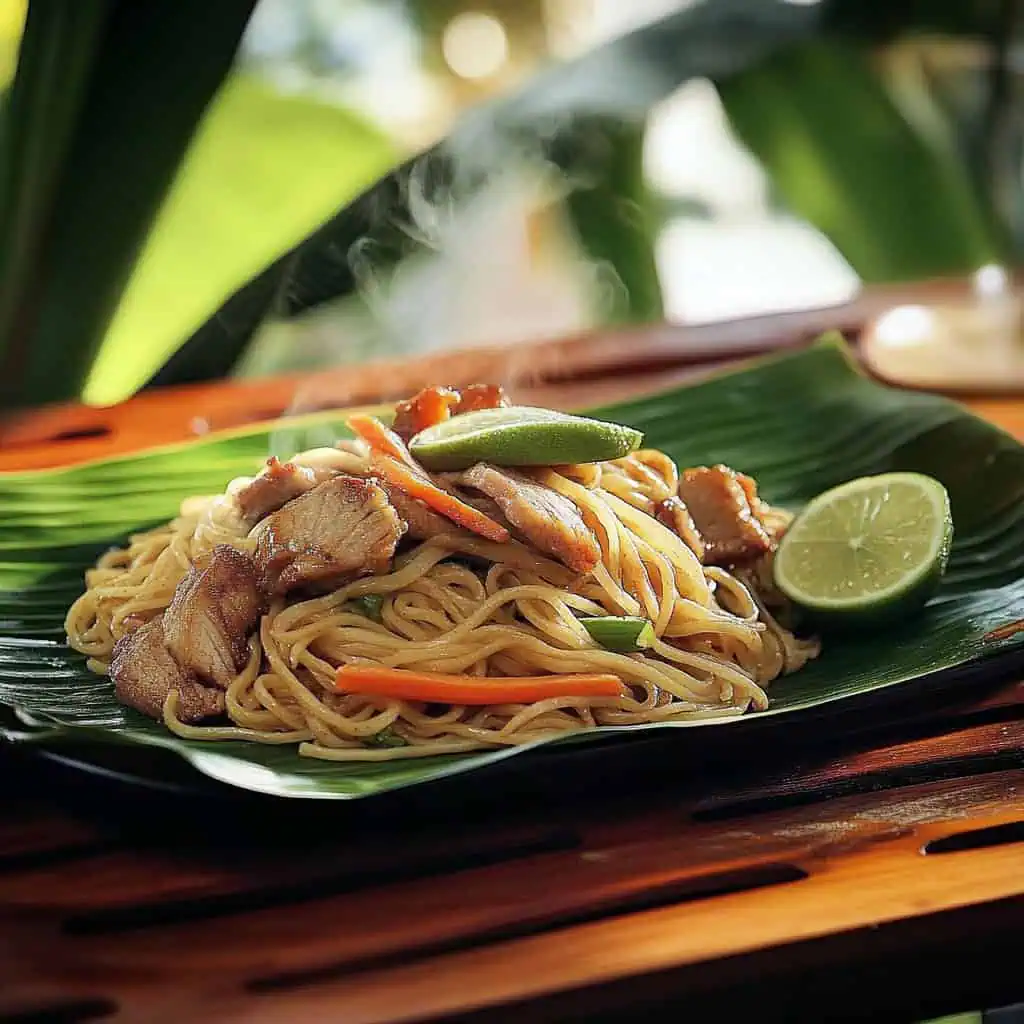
[380,481,465,541]
[110,617,224,723]
[163,545,263,688]
[458,463,600,573]
[255,475,404,595]
[236,456,338,525]
[655,495,706,563]
[454,383,510,414]
[676,465,774,566]
[392,384,510,441]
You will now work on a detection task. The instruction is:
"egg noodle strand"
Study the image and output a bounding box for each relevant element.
[65,449,819,761]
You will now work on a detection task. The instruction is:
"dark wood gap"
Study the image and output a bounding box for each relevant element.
[62,826,580,936]
[247,862,807,994]
[0,1000,116,1024]
[692,751,1024,823]
[1,425,112,450]
[848,699,1024,746]
[0,841,117,876]
[925,820,1024,855]
[48,426,111,443]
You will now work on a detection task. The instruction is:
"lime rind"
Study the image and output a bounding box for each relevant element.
[410,406,643,470]
[773,472,953,619]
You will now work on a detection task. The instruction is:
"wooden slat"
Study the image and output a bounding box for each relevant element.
[1,770,1021,1022]
[0,803,101,868]
[696,719,1024,819]
[208,807,1024,1024]
[0,820,577,916]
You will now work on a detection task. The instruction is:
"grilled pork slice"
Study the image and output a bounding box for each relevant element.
[255,475,404,595]
[459,463,600,573]
[237,456,338,525]
[677,465,773,566]
[453,384,510,414]
[163,545,263,688]
[392,384,510,441]
[381,481,466,541]
[655,495,706,563]
[110,617,224,723]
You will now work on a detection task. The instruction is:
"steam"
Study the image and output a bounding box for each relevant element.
[261,0,818,456]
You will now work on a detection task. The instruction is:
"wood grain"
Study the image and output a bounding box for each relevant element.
[695,719,1024,819]
[1,768,1021,1024]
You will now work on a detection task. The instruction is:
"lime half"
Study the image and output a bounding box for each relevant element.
[773,472,953,627]
[409,406,643,471]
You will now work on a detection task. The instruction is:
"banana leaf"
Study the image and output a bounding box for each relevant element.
[1,337,1023,799]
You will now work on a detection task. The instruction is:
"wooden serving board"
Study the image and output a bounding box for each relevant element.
[1,279,1023,1023]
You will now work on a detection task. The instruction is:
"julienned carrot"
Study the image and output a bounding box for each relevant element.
[346,413,412,464]
[336,665,624,704]
[372,454,510,543]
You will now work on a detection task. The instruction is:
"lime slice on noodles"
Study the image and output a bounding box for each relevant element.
[409,406,643,470]
[773,472,953,628]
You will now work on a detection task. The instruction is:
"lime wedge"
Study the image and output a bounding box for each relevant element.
[773,472,953,627]
[409,406,643,470]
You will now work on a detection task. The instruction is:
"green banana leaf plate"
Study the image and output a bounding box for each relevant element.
[2,336,1023,800]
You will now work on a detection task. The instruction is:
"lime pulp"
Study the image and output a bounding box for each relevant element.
[773,472,953,626]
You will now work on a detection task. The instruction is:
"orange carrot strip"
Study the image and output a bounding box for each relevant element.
[372,454,511,543]
[336,665,624,704]
[346,413,412,464]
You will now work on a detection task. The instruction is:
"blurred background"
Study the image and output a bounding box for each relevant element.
[0,0,1018,408]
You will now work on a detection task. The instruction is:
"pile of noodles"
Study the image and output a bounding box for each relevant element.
[65,443,819,761]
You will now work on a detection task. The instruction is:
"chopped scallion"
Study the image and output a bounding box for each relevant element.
[365,727,408,748]
[350,594,385,621]
[581,616,655,652]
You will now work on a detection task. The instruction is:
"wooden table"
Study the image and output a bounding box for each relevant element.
[2,282,1023,1024]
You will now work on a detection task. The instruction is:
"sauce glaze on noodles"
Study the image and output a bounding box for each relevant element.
[65,446,819,761]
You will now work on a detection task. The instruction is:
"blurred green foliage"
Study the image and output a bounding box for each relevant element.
[719,40,1007,281]
[0,0,1019,408]
[0,0,261,409]
[84,74,395,404]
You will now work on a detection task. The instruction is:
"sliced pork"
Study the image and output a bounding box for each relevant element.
[255,475,404,595]
[381,481,465,541]
[163,545,263,688]
[458,463,600,573]
[655,495,706,563]
[110,617,224,723]
[237,456,337,525]
[677,465,773,567]
[452,384,510,415]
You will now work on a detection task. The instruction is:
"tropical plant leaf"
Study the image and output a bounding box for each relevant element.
[560,114,664,325]
[151,0,823,389]
[718,40,1006,281]
[149,0,1021,391]
[1,337,1023,799]
[83,74,397,404]
[0,0,259,409]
